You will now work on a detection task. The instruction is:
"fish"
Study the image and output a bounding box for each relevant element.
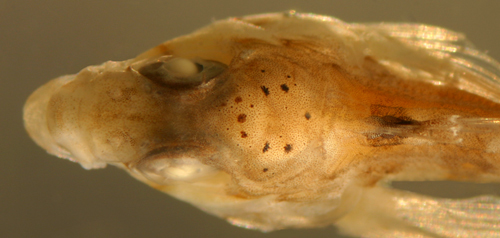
[23,11,500,237]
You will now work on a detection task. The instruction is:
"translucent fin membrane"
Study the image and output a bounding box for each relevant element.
[395,195,500,237]
[368,23,500,103]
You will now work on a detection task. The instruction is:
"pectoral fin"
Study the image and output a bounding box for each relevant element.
[335,185,500,238]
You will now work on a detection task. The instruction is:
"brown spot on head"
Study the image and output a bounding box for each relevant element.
[260,86,270,96]
[263,168,268,172]
[240,131,248,138]
[237,114,247,123]
[263,142,270,153]
[250,104,254,108]
[157,44,169,53]
[280,84,289,93]
[305,112,311,120]
[284,144,292,153]
[235,96,243,103]
[261,69,265,73]
[220,102,227,107]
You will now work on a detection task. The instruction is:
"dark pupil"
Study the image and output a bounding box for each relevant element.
[138,61,168,81]
[194,62,203,72]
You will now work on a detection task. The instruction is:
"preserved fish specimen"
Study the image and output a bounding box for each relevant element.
[23,12,500,237]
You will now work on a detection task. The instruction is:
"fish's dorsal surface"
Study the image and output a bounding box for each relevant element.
[24,12,500,236]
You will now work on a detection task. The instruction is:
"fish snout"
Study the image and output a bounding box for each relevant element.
[24,57,228,170]
[23,62,148,169]
[23,66,116,169]
[24,74,78,163]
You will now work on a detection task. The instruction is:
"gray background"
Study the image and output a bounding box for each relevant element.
[2,1,500,237]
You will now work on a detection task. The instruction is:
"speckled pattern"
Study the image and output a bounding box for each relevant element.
[5,1,500,238]
[22,11,500,237]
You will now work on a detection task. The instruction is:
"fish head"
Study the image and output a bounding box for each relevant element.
[23,13,363,230]
[24,42,339,180]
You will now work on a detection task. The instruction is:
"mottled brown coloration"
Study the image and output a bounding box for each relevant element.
[280,84,289,92]
[23,12,500,236]
[262,142,270,153]
[305,112,311,120]
[240,131,248,138]
[237,114,247,123]
[260,85,270,96]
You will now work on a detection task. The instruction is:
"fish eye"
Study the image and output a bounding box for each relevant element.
[136,56,227,88]
[135,156,219,184]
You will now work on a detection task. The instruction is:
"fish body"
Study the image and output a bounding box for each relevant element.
[24,12,500,237]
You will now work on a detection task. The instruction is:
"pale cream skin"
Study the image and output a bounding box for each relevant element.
[24,12,500,237]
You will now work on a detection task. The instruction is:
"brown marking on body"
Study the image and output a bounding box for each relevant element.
[305,112,311,120]
[260,86,270,96]
[263,142,270,153]
[240,131,248,138]
[358,56,500,116]
[280,84,289,92]
[364,135,404,147]
[237,114,247,123]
